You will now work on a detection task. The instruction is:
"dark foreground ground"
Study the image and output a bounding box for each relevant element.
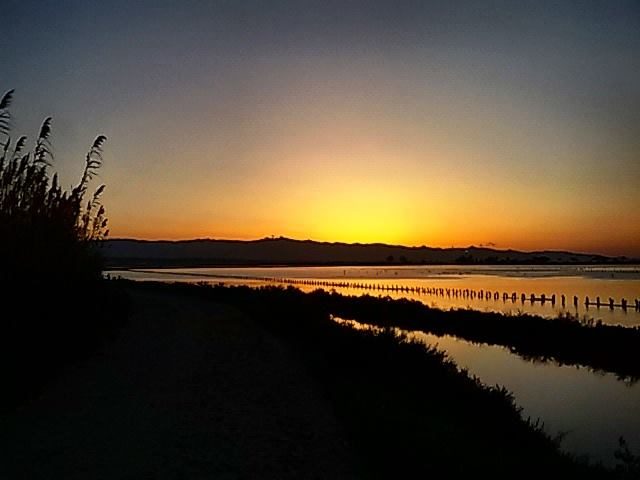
[0,289,356,479]
[2,282,636,479]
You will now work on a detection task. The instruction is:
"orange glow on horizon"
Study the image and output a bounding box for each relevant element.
[110,215,640,258]
[107,147,640,258]
[101,59,640,259]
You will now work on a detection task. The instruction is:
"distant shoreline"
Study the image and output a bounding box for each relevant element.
[105,264,640,277]
[101,237,638,269]
[104,260,640,270]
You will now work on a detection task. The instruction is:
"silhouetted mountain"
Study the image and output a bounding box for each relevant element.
[102,237,632,268]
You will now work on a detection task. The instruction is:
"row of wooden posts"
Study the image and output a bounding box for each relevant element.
[227,275,640,312]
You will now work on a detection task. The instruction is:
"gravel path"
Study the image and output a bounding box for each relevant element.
[1,289,358,479]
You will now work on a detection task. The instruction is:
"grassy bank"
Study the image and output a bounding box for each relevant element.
[131,281,633,478]
[140,281,640,381]
[298,288,640,383]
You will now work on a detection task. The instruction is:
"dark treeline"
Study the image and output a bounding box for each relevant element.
[0,90,128,410]
[128,281,639,478]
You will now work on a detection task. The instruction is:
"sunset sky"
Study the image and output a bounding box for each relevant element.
[3,1,639,256]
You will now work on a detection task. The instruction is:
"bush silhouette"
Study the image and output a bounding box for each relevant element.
[0,89,108,285]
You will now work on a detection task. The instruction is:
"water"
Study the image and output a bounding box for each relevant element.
[110,265,640,465]
[109,265,640,326]
[334,317,640,467]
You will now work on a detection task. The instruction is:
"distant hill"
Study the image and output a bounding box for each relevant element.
[102,237,632,268]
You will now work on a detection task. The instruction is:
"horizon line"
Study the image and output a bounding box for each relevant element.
[104,236,636,259]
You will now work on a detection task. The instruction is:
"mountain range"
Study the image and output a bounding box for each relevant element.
[102,237,633,268]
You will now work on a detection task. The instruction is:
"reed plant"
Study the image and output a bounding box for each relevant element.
[0,89,108,285]
[0,89,128,410]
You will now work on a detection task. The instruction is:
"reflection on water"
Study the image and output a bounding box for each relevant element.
[333,317,640,466]
[109,265,640,326]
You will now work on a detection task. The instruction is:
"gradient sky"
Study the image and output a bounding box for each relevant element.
[3,1,639,255]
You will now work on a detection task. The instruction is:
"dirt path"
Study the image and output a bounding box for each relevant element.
[1,290,358,479]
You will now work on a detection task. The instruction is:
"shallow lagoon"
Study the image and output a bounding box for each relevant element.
[111,264,640,326]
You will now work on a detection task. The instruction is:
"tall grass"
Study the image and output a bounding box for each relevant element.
[0,89,108,284]
[0,89,128,410]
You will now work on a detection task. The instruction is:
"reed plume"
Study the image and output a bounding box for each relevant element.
[0,89,109,284]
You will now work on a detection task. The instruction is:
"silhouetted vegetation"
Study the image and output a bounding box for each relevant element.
[0,90,128,410]
[0,89,108,285]
[128,281,624,478]
[290,289,640,383]
[119,279,639,381]
[615,437,640,479]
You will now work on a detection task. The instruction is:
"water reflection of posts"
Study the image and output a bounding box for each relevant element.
[264,276,638,316]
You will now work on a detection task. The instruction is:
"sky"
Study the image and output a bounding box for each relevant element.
[2,0,639,256]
